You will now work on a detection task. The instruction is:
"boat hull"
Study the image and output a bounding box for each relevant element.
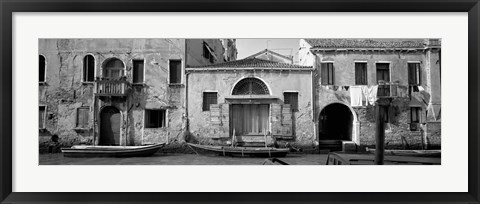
[61,143,165,158]
[187,143,289,158]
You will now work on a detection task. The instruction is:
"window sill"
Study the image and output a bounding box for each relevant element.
[74,128,92,132]
[168,83,185,88]
[132,83,146,86]
[82,82,95,85]
[39,82,47,86]
[144,127,167,130]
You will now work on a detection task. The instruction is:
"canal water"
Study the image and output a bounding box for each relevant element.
[39,153,328,165]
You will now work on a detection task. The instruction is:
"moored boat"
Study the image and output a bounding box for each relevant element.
[186,143,290,158]
[61,143,165,158]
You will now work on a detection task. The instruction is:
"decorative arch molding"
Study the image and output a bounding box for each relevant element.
[231,77,271,95]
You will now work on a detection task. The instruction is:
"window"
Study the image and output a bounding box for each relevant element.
[321,63,334,85]
[39,106,46,129]
[232,78,269,95]
[103,58,124,79]
[284,92,299,112]
[132,59,144,84]
[169,60,182,84]
[76,107,89,128]
[203,92,218,111]
[203,42,215,63]
[355,62,368,85]
[39,55,46,82]
[145,109,166,128]
[376,63,390,96]
[408,63,421,85]
[410,107,421,123]
[83,55,95,82]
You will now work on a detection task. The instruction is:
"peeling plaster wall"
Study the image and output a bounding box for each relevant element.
[311,50,441,150]
[38,39,188,152]
[187,70,315,146]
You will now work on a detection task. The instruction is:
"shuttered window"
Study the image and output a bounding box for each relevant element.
[76,107,89,128]
[145,109,166,128]
[408,63,421,85]
[83,55,95,82]
[39,55,46,82]
[203,92,218,111]
[133,59,144,84]
[321,63,334,85]
[169,60,182,84]
[355,62,368,85]
[284,92,299,112]
[39,106,46,129]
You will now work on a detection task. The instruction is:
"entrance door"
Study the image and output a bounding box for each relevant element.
[319,103,353,141]
[231,104,269,136]
[100,106,121,145]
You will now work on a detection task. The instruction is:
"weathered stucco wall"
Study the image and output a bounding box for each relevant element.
[38,39,188,152]
[187,70,315,146]
[311,49,441,150]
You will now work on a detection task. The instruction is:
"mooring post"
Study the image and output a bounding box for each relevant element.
[375,98,390,165]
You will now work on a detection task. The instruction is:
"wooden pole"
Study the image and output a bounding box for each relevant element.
[375,99,389,165]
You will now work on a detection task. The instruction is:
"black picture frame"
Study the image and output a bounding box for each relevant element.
[1,0,479,203]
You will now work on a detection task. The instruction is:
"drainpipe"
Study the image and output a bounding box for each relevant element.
[185,71,190,133]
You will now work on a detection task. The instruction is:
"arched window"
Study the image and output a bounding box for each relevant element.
[83,55,95,82]
[232,78,269,95]
[103,58,124,79]
[39,55,46,82]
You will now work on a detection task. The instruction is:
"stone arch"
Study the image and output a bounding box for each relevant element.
[318,102,359,144]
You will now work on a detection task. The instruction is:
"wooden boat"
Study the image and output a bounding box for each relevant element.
[366,149,441,158]
[61,143,165,158]
[186,143,290,158]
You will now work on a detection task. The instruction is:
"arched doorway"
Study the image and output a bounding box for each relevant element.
[100,106,121,145]
[230,77,270,137]
[319,103,354,141]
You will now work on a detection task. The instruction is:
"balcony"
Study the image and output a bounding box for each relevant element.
[95,79,129,97]
[377,81,399,98]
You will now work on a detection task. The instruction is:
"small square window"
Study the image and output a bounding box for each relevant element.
[203,92,218,111]
[284,92,299,112]
[145,109,166,128]
[76,107,89,128]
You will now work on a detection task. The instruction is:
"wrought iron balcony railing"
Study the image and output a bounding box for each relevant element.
[95,79,129,97]
[377,81,399,98]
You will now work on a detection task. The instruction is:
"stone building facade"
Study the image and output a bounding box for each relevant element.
[38,39,235,152]
[186,58,315,147]
[299,39,441,150]
[39,38,441,153]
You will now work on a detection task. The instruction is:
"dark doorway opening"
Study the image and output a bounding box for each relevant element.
[100,106,121,145]
[319,103,353,141]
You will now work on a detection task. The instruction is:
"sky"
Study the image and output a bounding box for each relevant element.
[235,39,300,62]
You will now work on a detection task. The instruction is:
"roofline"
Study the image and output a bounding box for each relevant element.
[186,67,314,72]
[246,49,293,61]
[309,47,440,52]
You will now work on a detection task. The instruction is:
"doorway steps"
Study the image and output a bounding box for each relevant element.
[234,135,273,147]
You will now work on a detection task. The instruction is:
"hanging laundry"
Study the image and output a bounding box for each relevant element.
[412,85,419,92]
[350,86,363,107]
[344,86,349,91]
[367,85,378,105]
[333,85,339,91]
[418,86,425,91]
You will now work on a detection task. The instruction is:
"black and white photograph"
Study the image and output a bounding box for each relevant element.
[38,38,441,165]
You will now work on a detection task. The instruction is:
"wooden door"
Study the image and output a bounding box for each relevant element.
[232,104,269,136]
[100,106,121,145]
